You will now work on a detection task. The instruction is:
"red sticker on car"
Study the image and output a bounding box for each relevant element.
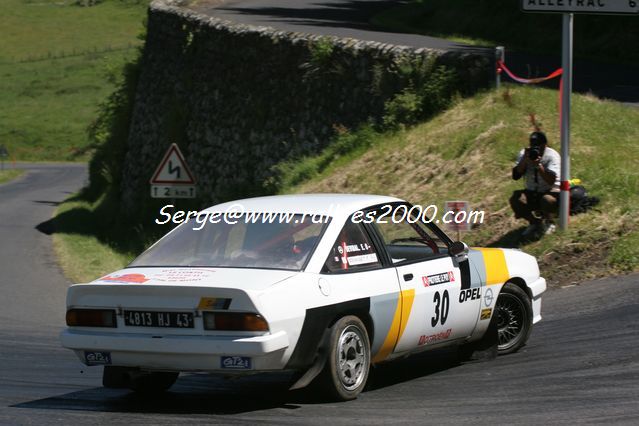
[98,273,149,284]
[422,272,454,287]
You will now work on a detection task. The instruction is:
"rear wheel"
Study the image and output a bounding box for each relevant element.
[102,366,178,393]
[495,282,533,354]
[319,315,370,401]
[103,366,130,388]
[128,371,179,393]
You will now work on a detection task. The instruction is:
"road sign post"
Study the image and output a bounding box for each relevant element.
[559,13,573,230]
[444,201,472,242]
[521,0,638,230]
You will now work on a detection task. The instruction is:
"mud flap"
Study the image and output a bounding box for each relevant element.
[289,328,331,390]
[458,314,498,362]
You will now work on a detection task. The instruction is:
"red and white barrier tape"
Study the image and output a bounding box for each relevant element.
[497,60,562,85]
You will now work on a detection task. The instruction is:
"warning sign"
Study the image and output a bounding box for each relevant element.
[150,143,196,198]
[150,143,196,184]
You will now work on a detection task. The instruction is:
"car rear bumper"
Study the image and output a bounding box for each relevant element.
[528,277,546,324]
[60,329,290,372]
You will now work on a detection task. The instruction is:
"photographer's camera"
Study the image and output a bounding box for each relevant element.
[528,147,541,160]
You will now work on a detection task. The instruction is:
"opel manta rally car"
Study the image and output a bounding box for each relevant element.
[61,194,546,400]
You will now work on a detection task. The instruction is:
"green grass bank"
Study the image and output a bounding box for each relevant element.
[286,85,639,285]
[53,84,639,285]
[53,196,136,284]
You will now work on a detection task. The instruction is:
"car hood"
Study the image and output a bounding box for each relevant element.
[89,267,299,292]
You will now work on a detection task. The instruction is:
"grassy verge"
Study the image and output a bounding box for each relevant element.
[286,85,639,285]
[371,0,639,65]
[0,0,148,161]
[52,196,137,283]
[0,169,25,185]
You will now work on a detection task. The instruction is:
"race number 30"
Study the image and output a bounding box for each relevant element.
[431,290,450,327]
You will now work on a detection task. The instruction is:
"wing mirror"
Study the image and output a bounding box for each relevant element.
[450,241,469,262]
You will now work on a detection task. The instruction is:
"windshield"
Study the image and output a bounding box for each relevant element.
[129,213,329,271]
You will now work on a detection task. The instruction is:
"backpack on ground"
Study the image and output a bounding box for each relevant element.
[569,185,600,215]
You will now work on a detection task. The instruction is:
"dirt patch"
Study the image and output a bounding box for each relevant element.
[539,240,613,287]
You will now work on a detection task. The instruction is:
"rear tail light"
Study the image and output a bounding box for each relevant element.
[66,309,117,328]
[203,312,269,332]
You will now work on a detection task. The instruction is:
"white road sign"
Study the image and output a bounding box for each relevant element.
[444,201,472,233]
[151,185,196,199]
[522,0,639,14]
[150,143,196,199]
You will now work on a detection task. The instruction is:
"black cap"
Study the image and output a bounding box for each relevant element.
[530,131,547,146]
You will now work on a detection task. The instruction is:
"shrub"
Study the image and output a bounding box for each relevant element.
[383,57,458,128]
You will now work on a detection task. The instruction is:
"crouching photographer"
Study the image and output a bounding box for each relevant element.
[510,131,561,237]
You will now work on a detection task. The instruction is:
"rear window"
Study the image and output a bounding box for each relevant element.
[129,213,328,271]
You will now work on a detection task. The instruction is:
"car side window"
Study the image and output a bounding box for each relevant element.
[371,211,445,264]
[323,220,382,273]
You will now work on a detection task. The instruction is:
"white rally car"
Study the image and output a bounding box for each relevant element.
[61,194,546,400]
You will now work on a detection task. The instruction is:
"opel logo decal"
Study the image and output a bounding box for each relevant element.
[484,288,494,306]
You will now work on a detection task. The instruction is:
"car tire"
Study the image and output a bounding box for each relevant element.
[103,366,132,388]
[319,315,371,401]
[128,371,179,394]
[495,282,533,354]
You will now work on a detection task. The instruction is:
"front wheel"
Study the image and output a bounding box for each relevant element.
[495,282,533,354]
[318,315,370,401]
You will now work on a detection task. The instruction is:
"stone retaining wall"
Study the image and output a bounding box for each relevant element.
[120,0,492,211]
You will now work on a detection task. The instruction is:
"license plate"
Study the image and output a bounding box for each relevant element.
[221,356,252,370]
[85,351,111,365]
[124,310,194,328]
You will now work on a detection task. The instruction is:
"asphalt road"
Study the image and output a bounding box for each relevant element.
[191,0,639,103]
[194,0,481,52]
[1,164,638,424]
[0,163,87,326]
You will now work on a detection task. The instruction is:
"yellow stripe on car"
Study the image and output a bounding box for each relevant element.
[372,289,415,363]
[476,248,510,285]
